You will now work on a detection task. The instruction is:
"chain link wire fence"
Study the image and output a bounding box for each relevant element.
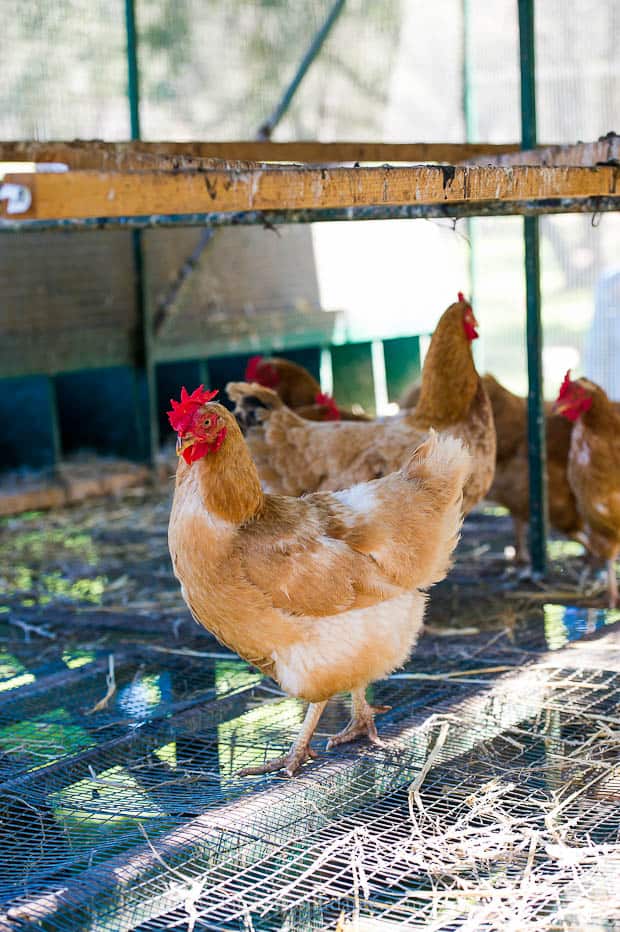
[1,616,619,930]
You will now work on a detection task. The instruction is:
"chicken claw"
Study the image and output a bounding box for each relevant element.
[238,701,327,777]
[238,743,318,778]
[327,688,391,750]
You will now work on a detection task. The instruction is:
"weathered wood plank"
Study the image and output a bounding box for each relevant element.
[461,133,620,168]
[1,140,527,170]
[2,165,618,222]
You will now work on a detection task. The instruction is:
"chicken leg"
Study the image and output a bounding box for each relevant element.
[326,687,391,750]
[238,700,327,778]
[608,558,618,609]
[513,518,530,565]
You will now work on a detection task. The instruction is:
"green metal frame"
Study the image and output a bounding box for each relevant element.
[1,196,616,235]
[125,0,141,140]
[461,0,478,308]
[125,0,159,464]
[383,336,422,404]
[519,0,548,576]
[331,343,376,414]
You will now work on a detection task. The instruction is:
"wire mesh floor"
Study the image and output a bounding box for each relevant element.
[0,494,619,930]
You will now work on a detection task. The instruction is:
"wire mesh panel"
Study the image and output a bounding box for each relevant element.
[467,0,620,398]
[2,644,619,930]
[534,0,620,401]
[1,0,129,139]
[0,492,619,929]
[3,2,619,401]
[136,0,334,140]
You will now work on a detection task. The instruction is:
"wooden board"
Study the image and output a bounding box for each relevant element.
[0,230,137,378]
[3,165,618,222]
[1,140,526,171]
[461,134,620,168]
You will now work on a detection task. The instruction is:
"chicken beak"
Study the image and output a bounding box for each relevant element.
[176,435,194,456]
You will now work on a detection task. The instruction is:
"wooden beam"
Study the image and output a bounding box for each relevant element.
[1,139,532,170]
[461,134,619,168]
[2,165,618,222]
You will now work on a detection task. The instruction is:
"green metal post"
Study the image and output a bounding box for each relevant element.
[462,0,478,313]
[258,0,347,139]
[519,0,547,575]
[125,0,157,461]
[125,0,141,140]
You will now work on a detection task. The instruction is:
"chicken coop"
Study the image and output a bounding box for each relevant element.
[1,1,620,929]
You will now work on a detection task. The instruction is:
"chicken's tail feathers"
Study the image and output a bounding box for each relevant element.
[402,430,473,488]
[404,427,472,481]
[225,380,283,431]
[398,431,472,590]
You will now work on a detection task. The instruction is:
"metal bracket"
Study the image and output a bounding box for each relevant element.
[0,183,32,214]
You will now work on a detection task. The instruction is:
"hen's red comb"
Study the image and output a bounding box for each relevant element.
[557,370,572,399]
[315,392,341,421]
[245,355,279,388]
[457,291,466,303]
[245,356,263,381]
[167,385,218,433]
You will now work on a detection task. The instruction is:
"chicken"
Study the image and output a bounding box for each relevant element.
[167,385,471,775]
[554,372,620,607]
[483,374,581,561]
[245,355,370,422]
[227,295,495,514]
[245,355,321,408]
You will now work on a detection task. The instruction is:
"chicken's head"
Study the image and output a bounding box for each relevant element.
[553,371,593,422]
[245,355,279,388]
[168,386,228,464]
[458,292,479,342]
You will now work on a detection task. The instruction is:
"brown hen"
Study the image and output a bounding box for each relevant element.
[555,373,620,607]
[168,386,471,775]
[227,296,495,514]
[483,374,581,561]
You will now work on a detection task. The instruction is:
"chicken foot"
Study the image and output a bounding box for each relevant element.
[326,687,391,750]
[513,518,530,566]
[238,700,327,778]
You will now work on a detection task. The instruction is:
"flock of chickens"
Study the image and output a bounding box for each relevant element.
[166,295,620,775]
